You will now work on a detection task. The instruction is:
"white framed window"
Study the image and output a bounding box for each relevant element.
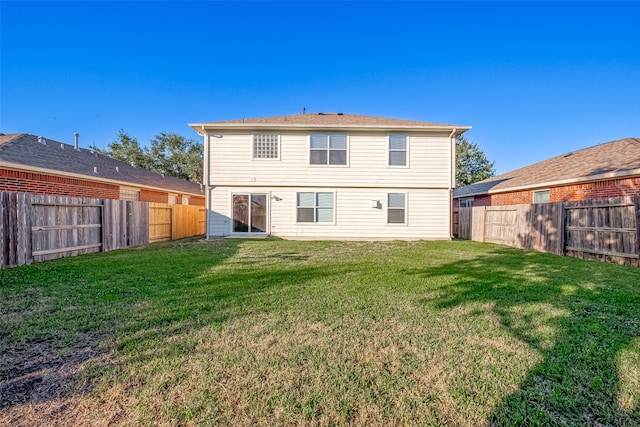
[459,197,474,208]
[387,193,406,224]
[168,194,178,205]
[182,196,190,205]
[297,192,334,223]
[389,135,407,166]
[533,189,550,204]
[253,134,279,159]
[119,187,140,201]
[310,134,347,165]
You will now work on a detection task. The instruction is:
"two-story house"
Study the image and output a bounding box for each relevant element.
[189,113,470,240]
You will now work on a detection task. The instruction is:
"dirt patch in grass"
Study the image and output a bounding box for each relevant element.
[0,331,109,414]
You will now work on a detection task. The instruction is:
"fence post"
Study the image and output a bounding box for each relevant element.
[558,201,565,256]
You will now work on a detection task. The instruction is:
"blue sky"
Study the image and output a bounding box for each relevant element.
[2,1,639,174]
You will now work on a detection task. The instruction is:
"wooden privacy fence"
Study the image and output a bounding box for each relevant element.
[455,196,640,266]
[149,203,206,243]
[1,192,206,269]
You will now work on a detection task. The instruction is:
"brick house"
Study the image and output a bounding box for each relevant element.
[454,137,640,207]
[0,133,205,205]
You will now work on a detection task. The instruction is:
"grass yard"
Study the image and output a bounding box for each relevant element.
[1,238,639,426]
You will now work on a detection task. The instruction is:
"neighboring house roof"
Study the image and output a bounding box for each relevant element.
[190,112,471,133]
[0,133,204,196]
[454,137,640,198]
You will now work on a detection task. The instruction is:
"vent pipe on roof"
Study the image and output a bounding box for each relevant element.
[74,132,79,150]
[94,166,98,174]
[38,136,46,145]
[302,107,306,115]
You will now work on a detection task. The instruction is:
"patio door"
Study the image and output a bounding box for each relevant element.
[232,194,268,234]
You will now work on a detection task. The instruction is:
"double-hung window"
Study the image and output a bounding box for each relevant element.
[253,134,279,159]
[297,192,334,223]
[310,134,347,165]
[387,193,406,224]
[389,135,407,166]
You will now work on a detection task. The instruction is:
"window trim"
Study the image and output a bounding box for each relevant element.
[308,134,349,167]
[386,192,407,225]
[388,135,409,168]
[252,133,280,161]
[296,191,336,225]
[533,189,550,204]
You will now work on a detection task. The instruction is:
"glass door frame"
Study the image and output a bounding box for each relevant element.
[230,192,270,235]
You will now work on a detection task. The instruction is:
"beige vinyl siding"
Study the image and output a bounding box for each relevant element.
[207,132,452,188]
[208,186,451,240]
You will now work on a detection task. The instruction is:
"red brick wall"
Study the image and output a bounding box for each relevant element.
[0,168,120,199]
[188,196,205,206]
[140,189,168,203]
[456,176,640,207]
[549,176,640,201]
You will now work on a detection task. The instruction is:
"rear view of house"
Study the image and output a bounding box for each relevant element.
[190,113,470,240]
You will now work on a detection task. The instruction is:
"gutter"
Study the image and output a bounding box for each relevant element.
[201,127,211,239]
[189,122,472,134]
[448,128,457,239]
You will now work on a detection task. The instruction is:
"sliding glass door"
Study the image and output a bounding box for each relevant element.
[232,194,267,234]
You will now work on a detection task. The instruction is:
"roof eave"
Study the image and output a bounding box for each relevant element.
[189,122,471,134]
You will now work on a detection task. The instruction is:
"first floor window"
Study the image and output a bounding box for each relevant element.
[310,134,347,165]
[387,193,406,224]
[459,197,474,208]
[119,188,140,201]
[297,192,334,223]
[533,189,550,204]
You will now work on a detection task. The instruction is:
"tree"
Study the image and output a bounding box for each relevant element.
[456,136,495,187]
[92,130,203,183]
[90,130,152,170]
[148,132,203,183]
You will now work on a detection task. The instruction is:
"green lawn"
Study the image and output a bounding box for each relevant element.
[1,238,639,426]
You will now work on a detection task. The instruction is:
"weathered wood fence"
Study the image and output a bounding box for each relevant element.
[455,196,640,266]
[1,192,206,269]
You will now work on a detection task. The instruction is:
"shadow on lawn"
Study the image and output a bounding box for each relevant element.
[0,237,332,416]
[415,244,640,425]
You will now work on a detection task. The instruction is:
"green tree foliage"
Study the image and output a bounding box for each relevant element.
[148,132,204,183]
[90,130,152,170]
[456,136,495,187]
[92,130,203,183]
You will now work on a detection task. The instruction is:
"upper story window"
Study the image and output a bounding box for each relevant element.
[389,135,407,166]
[310,134,347,165]
[253,134,279,159]
[459,197,474,208]
[533,189,550,204]
[297,192,334,223]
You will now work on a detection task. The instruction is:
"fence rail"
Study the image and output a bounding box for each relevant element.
[455,196,640,266]
[1,192,206,269]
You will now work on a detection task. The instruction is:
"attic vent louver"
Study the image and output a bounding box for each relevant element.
[38,136,46,145]
[317,112,343,115]
[130,162,136,168]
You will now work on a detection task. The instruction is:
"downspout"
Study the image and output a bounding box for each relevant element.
[448,128,457,239]
[201,126,211,239]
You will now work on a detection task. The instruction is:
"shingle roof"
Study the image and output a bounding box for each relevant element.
[0,133,203,195]
[454,137,640,198]
[192,113,470,130]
